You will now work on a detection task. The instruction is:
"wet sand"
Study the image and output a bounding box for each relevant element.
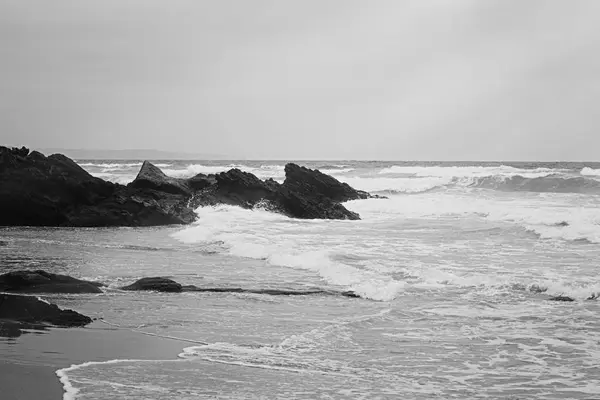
[0,321,194,400]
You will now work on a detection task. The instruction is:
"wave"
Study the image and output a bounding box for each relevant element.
[378,165,562,179]
[345,194,600,243]
[162,164,285,180]
[172,205,403,301]
[338,174,600,196]
[468,175,600,194]
[581,167,600,176]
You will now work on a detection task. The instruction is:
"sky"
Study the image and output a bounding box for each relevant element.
[1,0,599,160]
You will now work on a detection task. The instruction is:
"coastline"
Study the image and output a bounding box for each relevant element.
[0,321,196,400]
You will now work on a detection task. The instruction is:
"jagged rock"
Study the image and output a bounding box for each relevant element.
[188,173,216,191]
[66,188,197,226]
[216,169,277,205]
[0,146,379,226]
[0,293,92,327]
[272,186,360,220]
[0,146,116,226]
[128,161,191,195]
[282,163,370,202]
[0,147,197,227]
[0,270,104,293]
[121,277,183,292]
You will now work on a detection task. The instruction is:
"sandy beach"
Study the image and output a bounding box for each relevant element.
[0,321,194,400]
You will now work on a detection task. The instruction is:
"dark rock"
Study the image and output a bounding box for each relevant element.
[121,277,183,292]
[1,146,379,226]
[549,295,575,302]
[66,187,197,227]
[215,169,277,205]
[0,146,116,226]
[0,270,104,294]
[0,147,198,227]
[188,173,216,191]
[128,161,191,195]
[282,163,369,203]
[181,285,363,298]
[0,293,92,327]
[272,187,360,220]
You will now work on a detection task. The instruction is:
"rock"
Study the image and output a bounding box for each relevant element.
[0,293,92,327]
[0,147,197,227]
[0,146,116,226]
[215,169,278,205]
[549,295,575,302]
[128,161,191,195]
[188,173,216,191]
[272,186,360,220]
[281,163,369,203]
[0,270,104,293]
[121,277,183,292]
[0,146,379,226]
[66,187,197,227]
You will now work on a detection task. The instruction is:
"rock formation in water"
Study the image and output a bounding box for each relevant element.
[0,146,377,227]
[121,277,183,292]
[0,270,104,294]
[121,277,361,298]
[0,293,92,328]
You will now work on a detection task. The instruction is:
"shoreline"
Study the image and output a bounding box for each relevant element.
[0,321,196,400]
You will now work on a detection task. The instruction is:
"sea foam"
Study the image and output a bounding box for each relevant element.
[172,205,404,301]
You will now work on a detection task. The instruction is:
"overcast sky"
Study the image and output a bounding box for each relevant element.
[1,0,599,160]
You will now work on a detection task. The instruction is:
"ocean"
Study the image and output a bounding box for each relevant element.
[2,160,600,399]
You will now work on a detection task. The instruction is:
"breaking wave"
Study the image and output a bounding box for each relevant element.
[340,174,600,195]
[171,205,404,301]
[468,175,600,194]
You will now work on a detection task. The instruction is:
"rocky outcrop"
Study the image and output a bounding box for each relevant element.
[0,293,92,327]
[0,146,116,226]
[281,163,369,203]
[128,161,191,195]
[0,147,379,226]
[121,277,183,292]
[190,163,371,220]
[0,148,197,227]
[0,270,103,294]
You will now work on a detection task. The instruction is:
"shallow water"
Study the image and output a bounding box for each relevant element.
[2,160,600,399]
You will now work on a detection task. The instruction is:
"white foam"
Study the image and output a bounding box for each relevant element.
[172,205,403,301]
[346,193,600,243]
[378,165,560,179]
[162,164,285,180]
[89,172,137,185]
[340,176,452,193]
[56,359,147,400]
[581,167,600,176]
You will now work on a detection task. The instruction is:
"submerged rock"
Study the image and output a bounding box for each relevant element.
[548,295,575,302]
[121,277,183,292]
[121,277,363,298]
[0,293,92,327]
[0,270,103,294]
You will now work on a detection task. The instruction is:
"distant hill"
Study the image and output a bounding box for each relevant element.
[40,148,229,160]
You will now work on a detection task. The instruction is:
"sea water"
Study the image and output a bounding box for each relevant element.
[2,160,600,399]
